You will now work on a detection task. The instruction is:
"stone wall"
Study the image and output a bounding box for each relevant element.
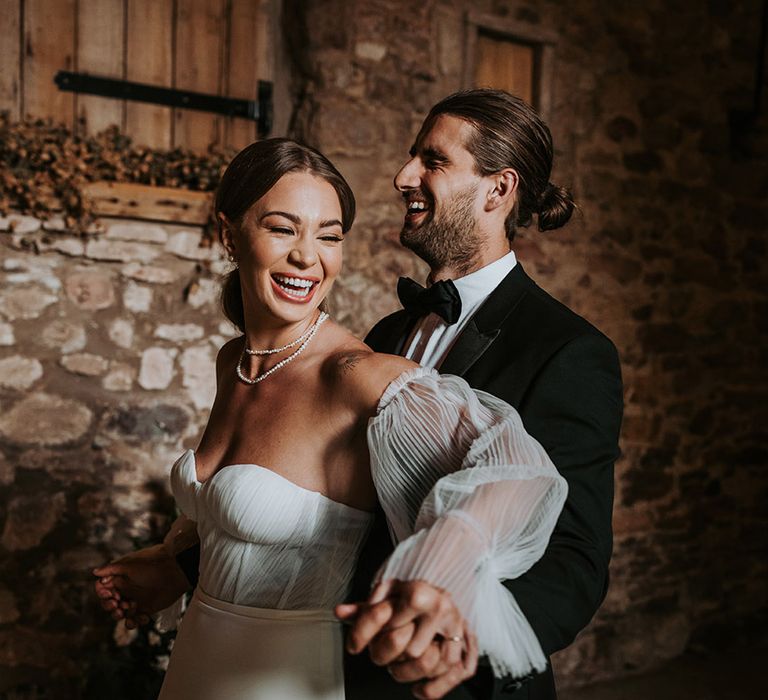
[1,0,766,697]
[0,215,235,697]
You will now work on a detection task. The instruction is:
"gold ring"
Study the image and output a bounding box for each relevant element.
[445,635,462,643]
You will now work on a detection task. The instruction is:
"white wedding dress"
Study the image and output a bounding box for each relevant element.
[158,367,567,699]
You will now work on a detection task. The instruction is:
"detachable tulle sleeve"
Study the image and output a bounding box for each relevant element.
[368,367,568,678]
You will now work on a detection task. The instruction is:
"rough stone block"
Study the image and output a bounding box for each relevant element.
[41,215,68,232]
[0,214,41,234]
[0,393,93,446]
[108,319,134,349]
[49,238,86,257]
[121,262,178,284]
[181,345,216,410]
[0,322,14,346]
[186,278,220,308]
[64,269,115,310]
[0,285,58,320]
[138,347,177,390]
[154,323,205,343]
[106,222,169,244]
[61,353,110,377]
[85,239,160,264]
[355,41,387,61]
[123,282,153,313]
[106,403,188,441]
[102,363,136,392]
[165,230,216,261]
[0,356,44,390]
[3,269,61,292]
[42,320,87,354]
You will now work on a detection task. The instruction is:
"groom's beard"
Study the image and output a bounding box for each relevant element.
[400,185,481,277]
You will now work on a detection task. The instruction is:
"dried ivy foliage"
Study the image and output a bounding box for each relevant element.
[0,112,233,231]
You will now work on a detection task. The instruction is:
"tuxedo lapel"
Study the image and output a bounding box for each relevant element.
[438,264,532,377]
[365,310,417,355]
[437,319,499,376]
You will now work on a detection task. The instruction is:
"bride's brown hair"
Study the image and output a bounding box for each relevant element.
[215,139,356,332]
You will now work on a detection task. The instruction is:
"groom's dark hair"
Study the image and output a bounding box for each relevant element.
[424,89,574,241]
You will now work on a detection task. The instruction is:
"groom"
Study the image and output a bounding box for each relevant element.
[95,89,622,699]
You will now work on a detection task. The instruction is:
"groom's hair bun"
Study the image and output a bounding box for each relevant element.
[426,88,574,240]
[537,182,575,231]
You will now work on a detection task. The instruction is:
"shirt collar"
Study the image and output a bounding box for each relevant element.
[451,250,517,316]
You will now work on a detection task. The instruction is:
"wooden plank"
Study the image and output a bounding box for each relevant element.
[256,0,274,83]
[24,0,77,123]
[83,181,212,224]
[224,0,262,150]
[125,0,173,149]
[76,0,126,135]
[475,33,534,105]
[174,0,226,152]
[467,11,559,45]
[0,0,22,120]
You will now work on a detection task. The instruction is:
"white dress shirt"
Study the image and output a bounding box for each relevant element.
[402,251,517,369]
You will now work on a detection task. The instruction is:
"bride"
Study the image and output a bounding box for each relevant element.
[94,138,567,699]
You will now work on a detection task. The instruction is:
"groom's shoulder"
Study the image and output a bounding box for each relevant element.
[512,266,614,348]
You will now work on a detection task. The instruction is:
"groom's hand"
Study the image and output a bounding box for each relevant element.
[335,579,479,698]
[387,628,478,699]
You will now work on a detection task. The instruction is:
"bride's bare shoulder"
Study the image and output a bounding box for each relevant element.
[324,339,418,413]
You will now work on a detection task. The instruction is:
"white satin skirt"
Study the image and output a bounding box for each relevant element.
[158,589,345,700]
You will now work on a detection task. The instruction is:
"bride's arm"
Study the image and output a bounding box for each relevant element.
[342,364,567,680]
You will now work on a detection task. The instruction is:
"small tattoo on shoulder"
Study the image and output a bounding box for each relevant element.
[339,351,367,373]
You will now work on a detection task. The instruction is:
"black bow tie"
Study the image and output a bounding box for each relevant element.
[397,277,462,325]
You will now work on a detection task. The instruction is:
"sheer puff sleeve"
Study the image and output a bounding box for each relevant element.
[368,367,568,678]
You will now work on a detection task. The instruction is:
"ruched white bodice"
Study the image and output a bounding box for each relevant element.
[163,367,567,678]
[170,450,373,609]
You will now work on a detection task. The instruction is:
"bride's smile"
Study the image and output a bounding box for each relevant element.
[220,170,345,339]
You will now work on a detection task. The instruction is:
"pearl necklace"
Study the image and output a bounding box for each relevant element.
[244,321,317,355]
[236,312,328,385]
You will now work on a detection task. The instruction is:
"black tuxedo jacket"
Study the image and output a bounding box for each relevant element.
[177,263,623,700]
[345,263,623,700]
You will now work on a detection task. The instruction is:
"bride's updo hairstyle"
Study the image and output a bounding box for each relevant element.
[424,89,574,241]
[214,138,356,332]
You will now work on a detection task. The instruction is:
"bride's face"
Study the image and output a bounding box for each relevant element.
[225,171,345,325]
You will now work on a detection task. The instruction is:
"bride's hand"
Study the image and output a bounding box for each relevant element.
[93,544,191,628]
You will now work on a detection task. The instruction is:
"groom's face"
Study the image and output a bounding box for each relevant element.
[393,115,486,272]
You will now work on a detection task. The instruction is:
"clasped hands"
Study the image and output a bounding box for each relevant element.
[94,549,477,699]
[336,579,478,699]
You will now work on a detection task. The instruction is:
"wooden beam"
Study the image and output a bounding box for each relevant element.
[0,0,22,120]
[466,11,559,45]
[76,0,126,135]
[174,0,226,151]
[24,0,77,123]
[83,181,212,224]
[125,0,174,149]
[224,0,262,150]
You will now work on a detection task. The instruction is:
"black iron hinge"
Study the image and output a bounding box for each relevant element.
[55,71,273,138]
